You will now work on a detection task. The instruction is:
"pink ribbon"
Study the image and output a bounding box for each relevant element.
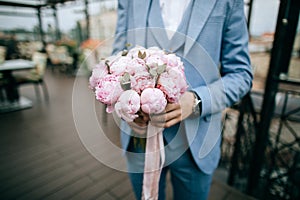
[142,124,165,200]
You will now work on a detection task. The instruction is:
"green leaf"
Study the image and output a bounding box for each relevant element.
[145,64,150,70]
[149,68,158,77]
[122,72,130,82]
[120,72,131,90]
[121,50,128,56]
[138,51,146,59]
[138,51,143,59]
[157,64,166,75]
[105,60,111,74]
[121,82,131,90]
[142,52,146,59]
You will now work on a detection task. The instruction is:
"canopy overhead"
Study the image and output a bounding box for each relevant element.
[0,0,76,9]
[0,0,92,44]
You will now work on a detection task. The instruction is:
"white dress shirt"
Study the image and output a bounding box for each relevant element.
[160,0,191,39]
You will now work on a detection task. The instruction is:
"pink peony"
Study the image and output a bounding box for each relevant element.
[141,88,167,114]
[115,90,141,122]
[147,47,165,56]
[157,68,188,103]
[127,46,164,60]
[95,74,123,113]
[89,61,108,89]
[127,58,148,75]
[163,53,184,71]
[105,55,120,65]
[90,46,187,117]
[110,56,132,75]
[145,54,165,70]
[127,46,147,58]
[131,71,156,94]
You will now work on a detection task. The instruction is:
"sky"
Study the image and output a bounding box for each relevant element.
[0,0,298,36]
[0,0,117,32]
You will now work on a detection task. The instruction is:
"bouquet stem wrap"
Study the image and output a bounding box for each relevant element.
[142,124,165,200]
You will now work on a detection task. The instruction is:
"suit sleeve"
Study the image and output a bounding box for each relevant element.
[193,0,253,118]
[112,0,129,55]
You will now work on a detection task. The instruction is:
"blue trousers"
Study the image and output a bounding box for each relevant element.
[126,138,213,200]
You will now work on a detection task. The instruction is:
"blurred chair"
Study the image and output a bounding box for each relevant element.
[0,46,6,102]
[47,45,73,74]
[0,73,5,102]
[16,52,49,101]
[0,46,6,64]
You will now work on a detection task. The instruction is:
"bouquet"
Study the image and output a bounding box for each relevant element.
[89,46,187,199]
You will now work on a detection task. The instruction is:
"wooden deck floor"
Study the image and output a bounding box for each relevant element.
[0,69,256,200]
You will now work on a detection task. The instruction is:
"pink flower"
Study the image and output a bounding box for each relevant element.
[141,88,167,114]
[89,61,108,89]
[90,46,187,117]
[128,46,164,60]
[147,47,165,56]
[163,53,184,71]
[95,74,123,113]
[127,46,147,59]
[145,54,165,70]
[127,58,148,75]
[131,71,156,94]
[157,68,187,103]
[110,56,132,75]
[115,90,141,122]
[105,55,120,65]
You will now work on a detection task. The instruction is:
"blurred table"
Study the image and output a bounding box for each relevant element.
[0,59,36,113]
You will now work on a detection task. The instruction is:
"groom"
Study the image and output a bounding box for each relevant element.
[112,0,253,199]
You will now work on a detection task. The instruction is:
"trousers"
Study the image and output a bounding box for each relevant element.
[126,137,213,200]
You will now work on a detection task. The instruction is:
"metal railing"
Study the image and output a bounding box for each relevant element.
[220,0,300,199]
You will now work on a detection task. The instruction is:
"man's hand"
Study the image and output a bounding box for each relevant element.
[150,91,195,128]
[128,111,150,135]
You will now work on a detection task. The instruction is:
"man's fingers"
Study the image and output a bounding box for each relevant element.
[150,106,182,128]
[129,103,182,131]
[134,117,146,124]
[137,110,150,122]
[165,103,180,112]
[128,121,148,135]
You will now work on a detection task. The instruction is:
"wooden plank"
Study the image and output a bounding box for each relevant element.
[0,142,81,171]
[43,176,94,200]
[69,171,127,200]
[16,162,101,200]
[94,193,116,200]
[0,149,89,192]
[109,178,132,199]
[0,152,62,192]
[88,167,117,182]
[0,163,75,199]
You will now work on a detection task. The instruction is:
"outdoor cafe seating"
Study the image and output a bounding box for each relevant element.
[0,45,49,113]
[14,51,49,101]
[46,43,74,74]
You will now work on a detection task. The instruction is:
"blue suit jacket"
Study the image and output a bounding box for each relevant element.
[112,0,253,175]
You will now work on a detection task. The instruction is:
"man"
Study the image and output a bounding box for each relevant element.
[112,0,253,199]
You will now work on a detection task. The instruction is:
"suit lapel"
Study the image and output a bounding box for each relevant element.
[184,0,217,56]
[133,0,152,46]
[147,0,169,49]
[133,0,151,28]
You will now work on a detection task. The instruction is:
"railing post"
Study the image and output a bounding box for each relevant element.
[37,7,46,51]
[246,0,300,196]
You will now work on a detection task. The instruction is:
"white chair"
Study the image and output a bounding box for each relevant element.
[16,52,49,101]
